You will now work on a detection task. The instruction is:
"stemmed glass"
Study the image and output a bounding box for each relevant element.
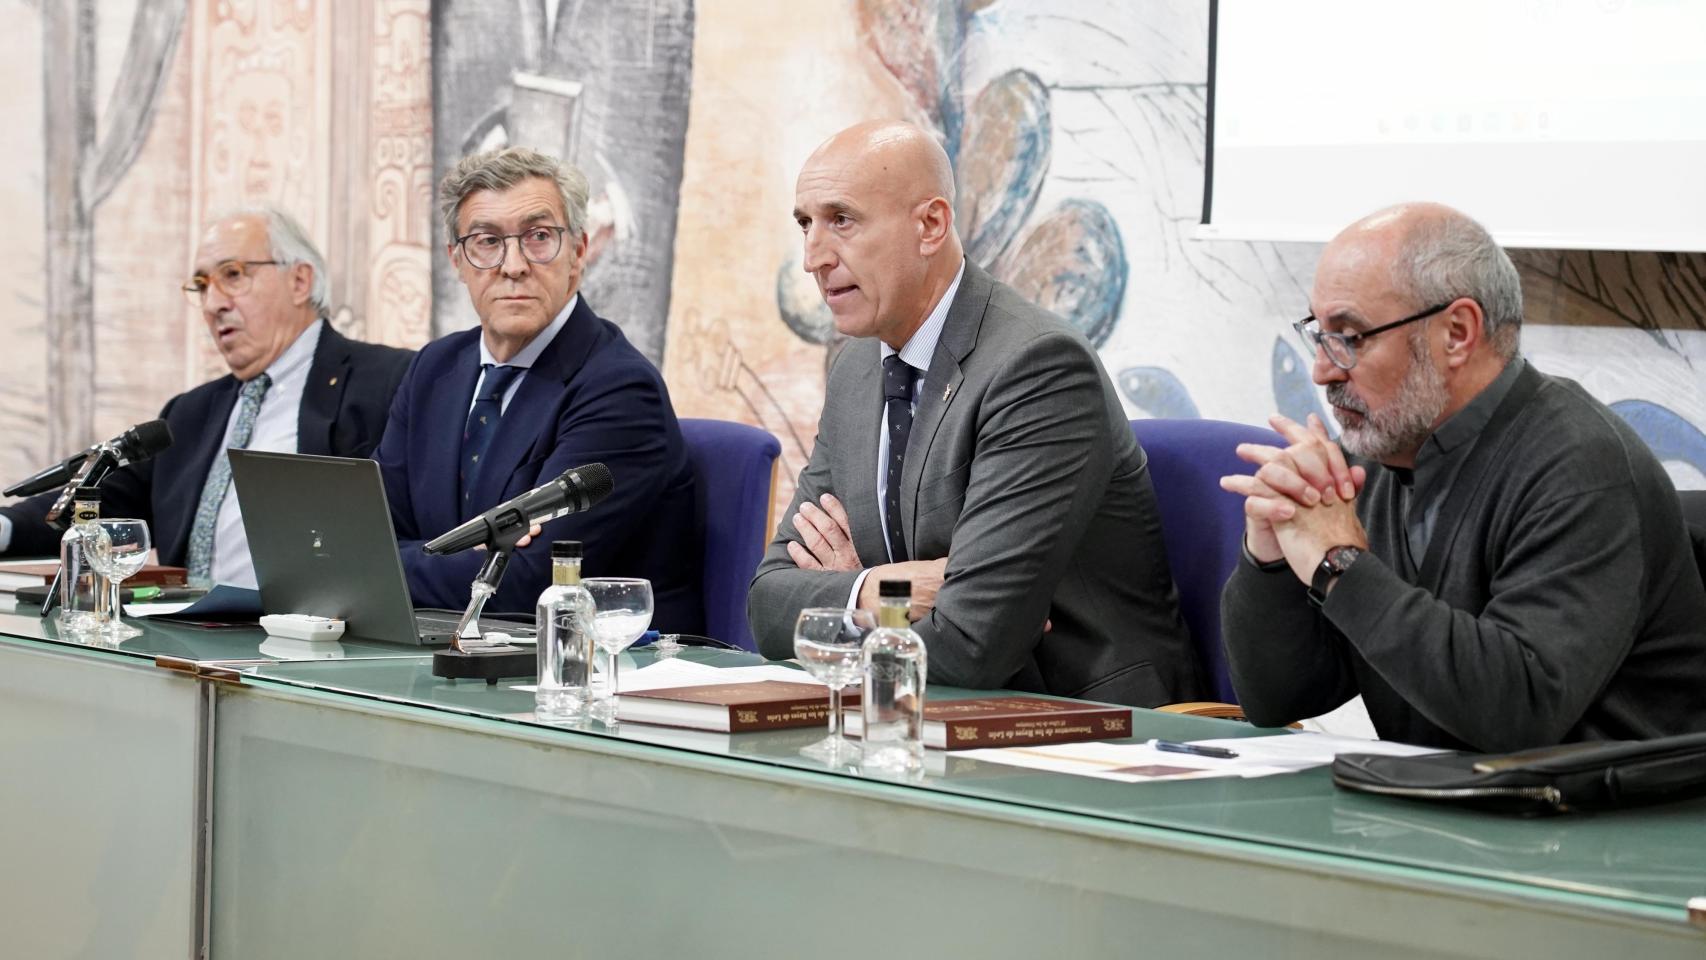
[87,519,151,642]
[583,577,654,723]
[793,607,874,764]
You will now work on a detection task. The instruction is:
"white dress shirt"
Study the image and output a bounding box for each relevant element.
[468,295,577,416]
[208,319,325,588]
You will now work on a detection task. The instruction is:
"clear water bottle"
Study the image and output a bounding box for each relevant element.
[860,579,927,774]
[535,540,595,721]
[57,486,106,636]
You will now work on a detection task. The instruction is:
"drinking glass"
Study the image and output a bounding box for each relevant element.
[87,519,151,642]
[793,607,875,764]
[583,577,654,722]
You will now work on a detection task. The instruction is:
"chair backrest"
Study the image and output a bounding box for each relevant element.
[1131,418,1284,703]
[679,418,782,651]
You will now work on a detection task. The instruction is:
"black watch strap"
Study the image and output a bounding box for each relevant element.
[1308,545,1362,607]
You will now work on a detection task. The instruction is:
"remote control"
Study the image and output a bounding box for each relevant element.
[259,613,347,642]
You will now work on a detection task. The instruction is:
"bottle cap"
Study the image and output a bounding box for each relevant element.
[551,540,582,559]
[73,486,102,501]
[879,579,912,599]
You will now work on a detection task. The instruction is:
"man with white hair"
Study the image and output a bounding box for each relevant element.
[0,208,413,588]
[1220,202,1706,751]
[373,147,702,629]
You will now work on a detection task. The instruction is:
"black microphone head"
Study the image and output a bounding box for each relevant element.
[120,420,174,460]
[564,462,613,509]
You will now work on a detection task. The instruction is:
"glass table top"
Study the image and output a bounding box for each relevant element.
[0,605,429,664]
[233,646,1706,918]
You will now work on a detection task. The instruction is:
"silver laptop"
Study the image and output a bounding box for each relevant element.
[228,449,534,646]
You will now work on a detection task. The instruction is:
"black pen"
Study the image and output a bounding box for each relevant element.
[1146,738,1239,759]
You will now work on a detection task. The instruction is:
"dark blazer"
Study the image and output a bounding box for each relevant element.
[748,263,1200,707]
[1222,362,1706,751]
[1,323,413,565]
[373,297,704,630]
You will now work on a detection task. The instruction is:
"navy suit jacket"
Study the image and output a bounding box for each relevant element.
[373,297,704,630]
[1,324,413,564]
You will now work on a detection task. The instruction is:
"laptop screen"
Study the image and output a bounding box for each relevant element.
[228,450,426,645]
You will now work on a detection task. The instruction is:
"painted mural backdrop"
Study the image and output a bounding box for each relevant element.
[431,0,695,363]
[3,0,1704,515]
[660,0,1706,512]
[1,0,434,478]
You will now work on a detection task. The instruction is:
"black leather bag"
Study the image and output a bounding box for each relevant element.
[1331,731,1706,814]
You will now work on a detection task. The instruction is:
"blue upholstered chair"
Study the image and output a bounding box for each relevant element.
[680,418,782,651]
[1130,418,1284,705]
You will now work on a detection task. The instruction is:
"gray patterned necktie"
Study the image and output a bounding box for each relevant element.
[187,373,272,584]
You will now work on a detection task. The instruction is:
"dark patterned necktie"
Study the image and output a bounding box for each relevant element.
[187,373,272,584]
[460,364,524,503]
[882,354,916,563]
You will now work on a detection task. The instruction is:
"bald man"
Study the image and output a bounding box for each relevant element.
[1220,203,1706,751]
[0,208,412,588]
[748,121,1200,706]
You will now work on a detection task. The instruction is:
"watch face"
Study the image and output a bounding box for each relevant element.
[1326,545,1362,572]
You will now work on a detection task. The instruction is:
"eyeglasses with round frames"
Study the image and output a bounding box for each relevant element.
[182,260,281,307]
[455,226,568,270]
[1292,300,1458,371]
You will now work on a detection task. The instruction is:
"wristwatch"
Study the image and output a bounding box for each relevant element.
[1308,544,1362,607]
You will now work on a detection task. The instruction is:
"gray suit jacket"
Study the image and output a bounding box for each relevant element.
[748,263,1200,706]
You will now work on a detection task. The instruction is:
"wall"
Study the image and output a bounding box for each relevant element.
[4,0,1703,520]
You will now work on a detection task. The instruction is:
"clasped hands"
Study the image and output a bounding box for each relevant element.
[1219,414,1370,587]
[787,493,946,620]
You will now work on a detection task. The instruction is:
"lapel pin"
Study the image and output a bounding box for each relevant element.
[328,376,338,386]
[942,383,952,402]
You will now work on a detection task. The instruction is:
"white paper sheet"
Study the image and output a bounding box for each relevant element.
[962,732,1443,783]
[123,601,195,618]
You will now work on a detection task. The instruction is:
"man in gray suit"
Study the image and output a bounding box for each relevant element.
[747,120,1200,707]
[1220,202,1706,751]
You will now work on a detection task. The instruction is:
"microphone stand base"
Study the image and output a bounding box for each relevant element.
[432,646,535,685]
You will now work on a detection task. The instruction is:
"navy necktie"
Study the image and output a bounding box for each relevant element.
[461,364,524,504]
[882,355,916,563]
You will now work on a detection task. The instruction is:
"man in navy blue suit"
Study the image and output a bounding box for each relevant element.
[375,147,703,630]
[0,208,413,588]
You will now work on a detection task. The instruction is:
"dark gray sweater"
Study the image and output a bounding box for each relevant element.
[1222,362,1706,752]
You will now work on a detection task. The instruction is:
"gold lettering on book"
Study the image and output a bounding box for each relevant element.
[1102,717,1128,732]
[953,726,980,742]
[736,709,758,724]
[764,707,825,722]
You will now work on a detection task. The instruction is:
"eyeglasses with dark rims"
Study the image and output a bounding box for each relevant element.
[1292,300,1459,371]
[454,226,568,270]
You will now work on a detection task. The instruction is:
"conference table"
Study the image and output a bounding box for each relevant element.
[2,604,1703,959]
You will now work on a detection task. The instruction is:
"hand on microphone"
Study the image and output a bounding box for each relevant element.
[473,522,544,551]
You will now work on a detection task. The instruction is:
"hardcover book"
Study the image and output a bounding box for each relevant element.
[616,680,860,733]
[0,562,188,592]
[845,696,1132,750]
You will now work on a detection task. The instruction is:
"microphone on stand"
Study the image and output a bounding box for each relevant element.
[24,420,173,620]
[425,462,614,556]
[4,419,174,498]
[427,463,614,661]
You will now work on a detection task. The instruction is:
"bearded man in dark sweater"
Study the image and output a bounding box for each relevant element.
[1219,202,1706,753]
